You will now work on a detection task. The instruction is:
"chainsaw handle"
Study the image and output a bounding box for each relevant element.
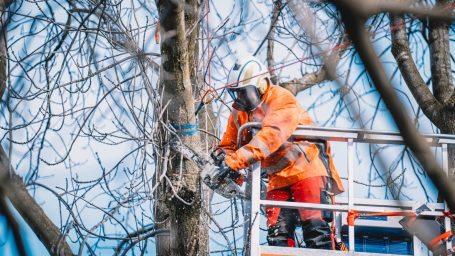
[217,163,240,182]
[210,148,226,167]
[210,149,241,179]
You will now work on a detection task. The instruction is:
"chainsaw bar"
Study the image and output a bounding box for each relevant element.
[169,139,245,199]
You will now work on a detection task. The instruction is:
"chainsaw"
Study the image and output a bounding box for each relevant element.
[169,139,245,199]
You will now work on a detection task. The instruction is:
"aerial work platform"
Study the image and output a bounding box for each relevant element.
[238,123,455,256]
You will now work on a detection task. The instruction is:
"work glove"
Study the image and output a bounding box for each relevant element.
[199,149,244,198]
[225,157,245,186]
[211,148,244,186]
[219,161,243,185]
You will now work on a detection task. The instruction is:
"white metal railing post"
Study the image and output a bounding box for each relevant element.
[244,171,252,254]
[249,162,261,256]
[347,138,355,252]
[413,235,421,256]
[442,143,452,252]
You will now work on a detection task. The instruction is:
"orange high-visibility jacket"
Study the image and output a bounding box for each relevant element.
[219,85,344,193]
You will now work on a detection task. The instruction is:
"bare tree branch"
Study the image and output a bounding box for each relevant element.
[283,2,348,95]
[280,36,349,95]
[343,0,455,21]
[391,14,444,123]
[280,68,329,95]
[0,148,73,255]
[266,0,282,84]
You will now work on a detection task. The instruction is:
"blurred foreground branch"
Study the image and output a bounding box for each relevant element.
[330,0,455,212]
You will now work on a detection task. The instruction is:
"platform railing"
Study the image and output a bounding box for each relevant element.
[238,122,455,256]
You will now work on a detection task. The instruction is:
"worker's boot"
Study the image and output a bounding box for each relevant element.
[302,218,333,249]
[267,223,296,247]
[267,208,297,247]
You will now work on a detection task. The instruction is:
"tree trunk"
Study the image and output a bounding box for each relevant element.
[428,0,455,211]
[155,0,207,255]
[429,0,454,107]
[429,0,455,207]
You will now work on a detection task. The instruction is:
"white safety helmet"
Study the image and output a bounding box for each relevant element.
[226,56,271,112]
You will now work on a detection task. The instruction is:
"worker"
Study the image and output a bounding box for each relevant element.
[216,56,345,249]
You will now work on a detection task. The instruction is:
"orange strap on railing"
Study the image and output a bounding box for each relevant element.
[347,210,417,226]
[429,231,453,251]
[347,210,360,226]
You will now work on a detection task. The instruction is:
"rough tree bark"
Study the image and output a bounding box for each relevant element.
[428,1,455,190]
[155,0,207,255]
[0,0,8,98]
[0,2,73,255]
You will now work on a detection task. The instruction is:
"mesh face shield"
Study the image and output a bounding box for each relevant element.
[227,85,263,112]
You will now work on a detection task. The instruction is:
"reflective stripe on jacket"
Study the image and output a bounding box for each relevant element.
[219,85,344,194]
